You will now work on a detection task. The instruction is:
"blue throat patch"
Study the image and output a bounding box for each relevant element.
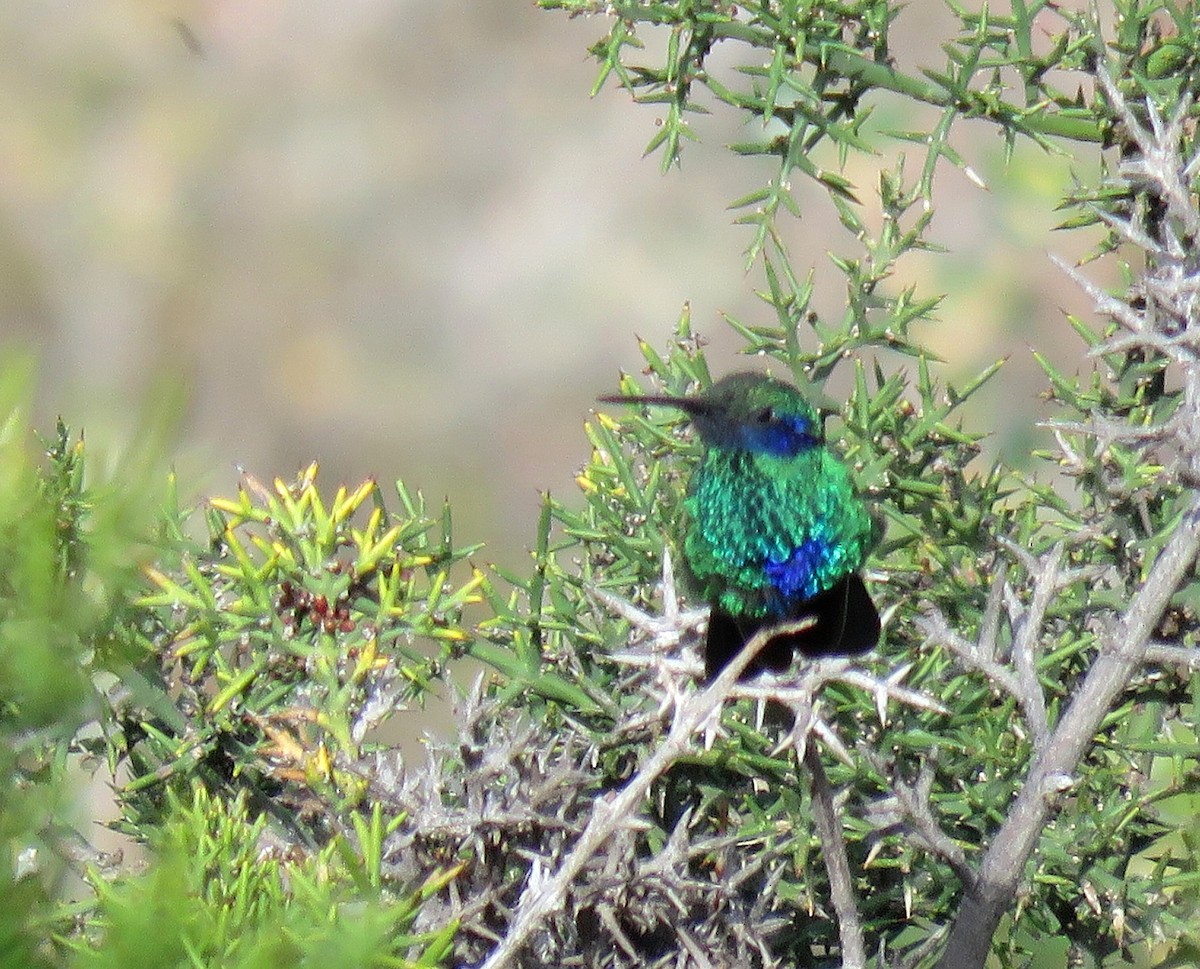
[741,414,818,457]
[763,537,830,608]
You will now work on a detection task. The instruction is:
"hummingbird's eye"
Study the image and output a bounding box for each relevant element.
[754,406,774,424]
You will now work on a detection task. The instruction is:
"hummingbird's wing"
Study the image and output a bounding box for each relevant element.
[788,572,880,658]
[703,608,748,681]
[704,608,808,680]
[703,573,880,680]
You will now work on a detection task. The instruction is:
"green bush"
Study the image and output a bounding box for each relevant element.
[5,3,1200,969]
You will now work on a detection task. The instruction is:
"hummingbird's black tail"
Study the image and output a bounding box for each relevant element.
[703,573,880,681]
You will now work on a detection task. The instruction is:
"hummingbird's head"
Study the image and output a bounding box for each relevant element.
[600,372,823,458]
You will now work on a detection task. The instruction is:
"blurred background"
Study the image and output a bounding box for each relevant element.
[1,1,1105,575]
[5,2,1118,850]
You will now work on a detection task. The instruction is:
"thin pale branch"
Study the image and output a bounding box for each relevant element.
[1098,69,1200,243]
[1009,543,1062,748]
[917,608,1024,713]
[1051,254,1146,334]
[1144,642,1200,670]
[861,748,976,889]
[803,741,866,969]
[937,496,1200,969]
[977,564,1007,662]
[1039,415,1175,445]
[478,619,801,969]
[735,666,948,718]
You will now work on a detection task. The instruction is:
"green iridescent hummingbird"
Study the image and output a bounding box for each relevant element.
[600,372,881,679]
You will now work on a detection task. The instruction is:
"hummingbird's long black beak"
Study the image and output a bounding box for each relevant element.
[597,393,712,417]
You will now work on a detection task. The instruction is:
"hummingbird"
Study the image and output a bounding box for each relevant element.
[600,372,881,679]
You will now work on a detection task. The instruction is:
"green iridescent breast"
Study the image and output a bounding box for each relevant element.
[682,444,875,621]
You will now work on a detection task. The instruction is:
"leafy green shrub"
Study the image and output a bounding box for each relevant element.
[7,3,1200,969]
